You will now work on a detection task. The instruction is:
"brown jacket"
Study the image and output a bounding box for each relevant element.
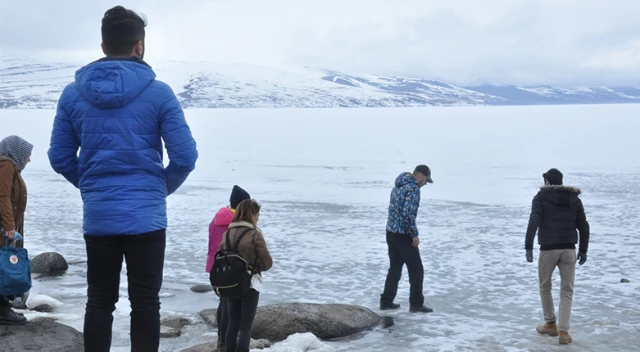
[0,158,27,248]
[219,221,273,273]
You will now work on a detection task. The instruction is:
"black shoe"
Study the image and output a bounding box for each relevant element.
[409,305,433,313]
[0,308,27,325]
[13,310,24,317]
[380,302,401,310]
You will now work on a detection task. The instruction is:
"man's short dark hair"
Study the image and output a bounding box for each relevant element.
[101,6,147,56]
[543,168,563,185]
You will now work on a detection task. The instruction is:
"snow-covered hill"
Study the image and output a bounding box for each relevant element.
[1,55,638,108]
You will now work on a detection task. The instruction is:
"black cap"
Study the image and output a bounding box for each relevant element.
[230,185,251,209]
[543,168,563,185]
[414,165,433,183]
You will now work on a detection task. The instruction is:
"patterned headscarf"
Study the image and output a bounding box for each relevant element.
[0,135,34,172]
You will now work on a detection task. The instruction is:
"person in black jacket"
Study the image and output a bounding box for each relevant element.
[525,168,590,345]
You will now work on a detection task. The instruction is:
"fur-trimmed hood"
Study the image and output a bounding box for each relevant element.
[539,185,581,195]
[538,185,582,207]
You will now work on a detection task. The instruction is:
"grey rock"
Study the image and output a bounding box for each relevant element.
[201,303,383,342]
[161,316,191,330]
[621,278,630,283]
[31,304,54,313]
[190,285,213,293]
[31,252,69,274]
[0,320,83,351]
[29,316,58,323]
[199,308,218,327]
[160,325,181,338]
[180,338,271,352]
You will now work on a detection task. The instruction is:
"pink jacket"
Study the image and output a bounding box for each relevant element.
[206,207,235,273]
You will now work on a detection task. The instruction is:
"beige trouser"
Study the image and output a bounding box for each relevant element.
[539,249,576,332]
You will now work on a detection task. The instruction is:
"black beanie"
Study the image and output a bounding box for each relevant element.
[230,185,251,209]
[543,168,563,185]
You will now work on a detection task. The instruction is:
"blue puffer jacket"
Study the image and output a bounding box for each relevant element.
[48,57,198,236]
[386,172,421,237]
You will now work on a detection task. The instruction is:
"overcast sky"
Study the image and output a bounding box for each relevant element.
[1,0,639,86]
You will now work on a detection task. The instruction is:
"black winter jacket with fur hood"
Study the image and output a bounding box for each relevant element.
[525,185,590,253]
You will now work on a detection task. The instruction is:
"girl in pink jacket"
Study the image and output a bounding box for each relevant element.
[207,185,250,351]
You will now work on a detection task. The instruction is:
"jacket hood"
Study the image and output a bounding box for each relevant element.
[539,185,582,207]
[213,207,235,226]
[74,57,156,109]
[229,221,256,230]
[395,172,418,188]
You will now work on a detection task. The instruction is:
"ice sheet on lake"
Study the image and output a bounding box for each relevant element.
[0,105,638,351]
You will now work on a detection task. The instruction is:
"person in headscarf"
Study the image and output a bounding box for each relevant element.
[0,135,33,325]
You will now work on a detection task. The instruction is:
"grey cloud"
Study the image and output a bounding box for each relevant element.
[1,0,638,86]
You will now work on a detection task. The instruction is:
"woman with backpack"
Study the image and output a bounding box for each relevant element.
[221,199,273,352]
[0,135,33,325]
[207,185,251,351]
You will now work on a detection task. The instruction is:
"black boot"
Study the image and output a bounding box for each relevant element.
[409,305,433,313]
[7,299,24,317]
[0,307,27,325]
[380,301,401,310]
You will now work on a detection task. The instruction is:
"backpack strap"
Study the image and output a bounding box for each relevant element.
[224,229,232,250]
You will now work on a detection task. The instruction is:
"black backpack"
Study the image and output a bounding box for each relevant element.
[209,228,255,298]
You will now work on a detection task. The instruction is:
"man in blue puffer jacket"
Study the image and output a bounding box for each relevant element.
[380,165,433,314]
[47,6,197,352]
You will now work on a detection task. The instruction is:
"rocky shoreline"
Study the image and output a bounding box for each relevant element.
[7,253,393,351]
[5,301,392,351]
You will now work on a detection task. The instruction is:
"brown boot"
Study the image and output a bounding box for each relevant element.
[559,331,572,344]
[536,322,558,336]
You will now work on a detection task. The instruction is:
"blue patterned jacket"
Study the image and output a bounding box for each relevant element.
[386,172,420,237]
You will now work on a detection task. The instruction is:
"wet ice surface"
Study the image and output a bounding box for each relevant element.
[3,105,640,351]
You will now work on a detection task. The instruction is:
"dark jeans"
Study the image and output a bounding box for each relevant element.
[83,229,166,352]
[217,297,229,344]
[380,231,424,307]
[0,297,9,311]
[226,289,259,352]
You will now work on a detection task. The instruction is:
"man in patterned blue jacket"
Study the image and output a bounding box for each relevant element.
[47,6,198,351]
[380,165,433,313]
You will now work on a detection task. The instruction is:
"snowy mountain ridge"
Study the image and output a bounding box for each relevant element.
[1,55,639,109]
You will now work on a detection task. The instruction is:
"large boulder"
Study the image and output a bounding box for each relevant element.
[31,252,69,274]
[0,320,83,351]
[201,303,384,342]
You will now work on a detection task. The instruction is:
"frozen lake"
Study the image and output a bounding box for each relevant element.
[1,104,639,351]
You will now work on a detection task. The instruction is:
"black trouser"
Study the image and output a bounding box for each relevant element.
[380,231,424,307]
[83,229,166,352]
[226,289,259,352]
[216,297,229,345]
[0,298,10,311]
